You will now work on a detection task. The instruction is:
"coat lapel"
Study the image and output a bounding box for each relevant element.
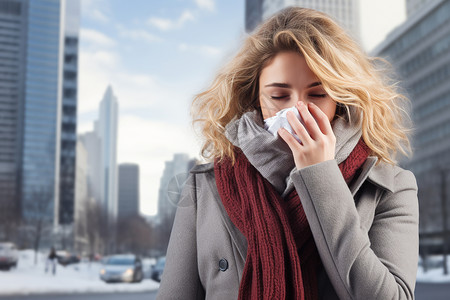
[201,155,395,265]
[204,171,248,261]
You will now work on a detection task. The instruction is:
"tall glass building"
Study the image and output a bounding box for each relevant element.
[0,0,28,236]
[21,0,65,226]
[0,0,68,234]
[372,0,450,237]
[94,86,119,223]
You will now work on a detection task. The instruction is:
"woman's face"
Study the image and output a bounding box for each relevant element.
[258,51,337,122]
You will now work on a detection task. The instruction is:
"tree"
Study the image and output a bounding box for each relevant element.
[20,187,54,265]
[116,215,153,256]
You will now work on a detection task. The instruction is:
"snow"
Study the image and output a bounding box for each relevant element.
[416,254,450,283]
[2,250,450,296]
[0,250,160,296]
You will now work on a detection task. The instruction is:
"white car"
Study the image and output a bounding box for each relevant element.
[0,242,18,270]
[99,254,144,283]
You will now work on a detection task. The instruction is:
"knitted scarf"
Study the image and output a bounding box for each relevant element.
[214,136,370,299]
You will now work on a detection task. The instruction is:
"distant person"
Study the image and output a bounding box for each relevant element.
[45,247,58,275]
[157,6,419,300]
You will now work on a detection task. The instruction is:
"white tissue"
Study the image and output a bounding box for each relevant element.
[263,106,304,143]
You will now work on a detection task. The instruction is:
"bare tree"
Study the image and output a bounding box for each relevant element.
[116,215,153,256]
[19,187,54,265]
[83,200,109,259]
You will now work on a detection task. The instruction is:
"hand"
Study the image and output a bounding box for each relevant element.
[278,101,336,170]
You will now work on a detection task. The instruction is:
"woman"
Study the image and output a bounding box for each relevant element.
[157,7,418,300]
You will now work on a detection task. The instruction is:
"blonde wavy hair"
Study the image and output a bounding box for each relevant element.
[191,6,412,166]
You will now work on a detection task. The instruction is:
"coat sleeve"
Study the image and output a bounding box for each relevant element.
[291,159,419,300]
[156,173,206,300]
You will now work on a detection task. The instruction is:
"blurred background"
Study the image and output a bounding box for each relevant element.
[0,0,449,299]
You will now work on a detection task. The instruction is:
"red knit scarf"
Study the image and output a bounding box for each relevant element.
[214,138,370,299]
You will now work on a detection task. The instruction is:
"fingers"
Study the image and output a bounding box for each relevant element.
[295,101,322,140]
[277,127,302,153]
[307,102,334,136]
[285,110,311,144]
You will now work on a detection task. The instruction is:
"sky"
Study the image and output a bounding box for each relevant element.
[77,0,406,216]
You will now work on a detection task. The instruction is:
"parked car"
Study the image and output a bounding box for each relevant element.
[0,242,19,270]
[100,254,144,283]
[151,256,166,282]
[56,250,80,266]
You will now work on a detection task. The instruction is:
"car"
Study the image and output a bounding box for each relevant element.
[0,242,19,270]
[99,254,144,283]
[56,250,80,266]
[151,256,166,282]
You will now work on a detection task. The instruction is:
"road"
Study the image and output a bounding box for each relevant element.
[2,282,450,299]
[1,291,158,300]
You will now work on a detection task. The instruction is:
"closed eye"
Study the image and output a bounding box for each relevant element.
[270,95,289,100]
[309,94,326,98]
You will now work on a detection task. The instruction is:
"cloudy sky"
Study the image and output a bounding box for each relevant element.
[77,0,406,216]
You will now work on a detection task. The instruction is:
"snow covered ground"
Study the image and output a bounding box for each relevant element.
[1,250,450,296]
[417,254,450,283]
[0,250,160,296]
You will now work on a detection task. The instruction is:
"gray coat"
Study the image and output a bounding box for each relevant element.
[156,156,419,300]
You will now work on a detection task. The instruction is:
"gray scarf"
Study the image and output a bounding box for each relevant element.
[224,107,362,198]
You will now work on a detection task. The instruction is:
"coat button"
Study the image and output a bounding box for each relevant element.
[218,258,228,271]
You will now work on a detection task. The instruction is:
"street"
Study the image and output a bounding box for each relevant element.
[415,282,450,299]
[0,291,158,300]
[1,282,450,299]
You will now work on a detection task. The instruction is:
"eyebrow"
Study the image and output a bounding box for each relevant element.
[264,81,322,88]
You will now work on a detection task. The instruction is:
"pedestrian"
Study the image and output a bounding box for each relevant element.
[157,6,418,300]
[45,246,58,275]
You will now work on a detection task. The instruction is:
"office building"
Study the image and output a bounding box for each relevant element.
[245,0,360,41]
[0,0,67,229]
[59,0,80,224]
[372,0,450,235]
[94,86,119,222]
[118,163,140,219]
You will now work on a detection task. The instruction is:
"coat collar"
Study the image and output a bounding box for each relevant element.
[348,156,395,196]
[190,155,396,262]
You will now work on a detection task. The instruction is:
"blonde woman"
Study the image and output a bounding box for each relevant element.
[157,6,418,300]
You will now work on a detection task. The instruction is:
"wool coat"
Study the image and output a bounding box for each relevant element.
[156,156,419,300]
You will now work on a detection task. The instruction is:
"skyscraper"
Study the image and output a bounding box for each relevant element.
[0,0,29,236]
[118,163,140,219]
[94,86,119,223]
[76,86,119,225]
[245,0,360,41]
[59,0,80,224]
[0,0,67,231]
[372,0,450,236]
[78,131,102,205]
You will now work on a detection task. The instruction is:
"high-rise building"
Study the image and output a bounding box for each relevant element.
[94,86,119,223]
[245,0,360,41]
[118,163,140,219]
[59,0,80,224]
[74,139,88,253]
[406,0,434,17]
[78,131,102,205]
[0,0,67,230]
[0,0,29,235]
[372,0,450,236]
[0,0,80,235]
